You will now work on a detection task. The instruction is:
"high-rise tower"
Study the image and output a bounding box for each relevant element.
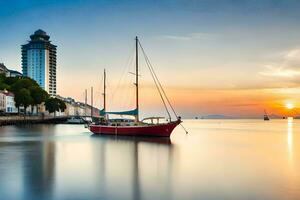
[22,29,57,96]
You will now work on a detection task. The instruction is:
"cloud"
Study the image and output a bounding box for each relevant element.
[161,35,191,40]
[259,48,300,78]
[259,65,300,78]
[285,49,300,59]
[228,103,259,107]
[189,32,216,39]
[160,32,218,41]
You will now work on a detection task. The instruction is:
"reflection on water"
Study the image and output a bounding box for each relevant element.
[287,118,293,160]
[0,120,300,200]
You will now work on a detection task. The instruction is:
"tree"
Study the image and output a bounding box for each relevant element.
[0,74,10,90]
[45,98,60,116]
[57,99,66,112]
[14,88,33,113]
[45,98,67,116]
[0,76,50,115]
[0,82,10,90]
[29,86,49,113]
[4,76,20,85]
[11,78,39,94]
[0,73,6,82]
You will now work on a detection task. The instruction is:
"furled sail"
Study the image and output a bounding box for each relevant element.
[99,108,138,116]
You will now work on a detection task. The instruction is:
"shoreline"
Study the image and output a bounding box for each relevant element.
[0,115,69,126]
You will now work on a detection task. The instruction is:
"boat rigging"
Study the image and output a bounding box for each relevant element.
[88,36,185,137]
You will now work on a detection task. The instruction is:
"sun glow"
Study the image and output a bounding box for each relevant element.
[286,103,294,110]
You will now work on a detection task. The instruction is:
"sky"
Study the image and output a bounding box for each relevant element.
[1,0,300,118]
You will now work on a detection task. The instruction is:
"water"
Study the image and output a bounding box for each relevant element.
[0,119,300,200]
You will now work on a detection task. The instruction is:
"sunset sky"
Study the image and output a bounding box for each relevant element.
[1,0,300,118]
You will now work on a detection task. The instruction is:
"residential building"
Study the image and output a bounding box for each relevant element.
[7,70,22,77]
[0,92,5,113]
[0,63,8,75]
[22,29,57,96]
[0,63,22,77]
[0,90,18,113]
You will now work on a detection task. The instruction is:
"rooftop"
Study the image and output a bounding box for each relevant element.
[0,90,14,97]
[0,63,8,71]
[34,29,47,36]
[8,69,22,75]
[30,29,50,41]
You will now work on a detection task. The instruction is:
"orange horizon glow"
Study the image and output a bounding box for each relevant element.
[286,102,295,110]
[58,81,300,118]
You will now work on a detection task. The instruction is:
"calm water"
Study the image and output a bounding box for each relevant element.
[0,119,300,200]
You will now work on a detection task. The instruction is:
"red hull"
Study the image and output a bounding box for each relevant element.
[89,120,180,137]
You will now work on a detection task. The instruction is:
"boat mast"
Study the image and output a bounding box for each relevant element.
[85,89,87,117]
[135,36,139,122]
[103,69,106,112]
[91,86,93,118]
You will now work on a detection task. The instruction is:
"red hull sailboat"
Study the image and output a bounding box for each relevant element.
[89,120,180,137]
[89,37,182,137]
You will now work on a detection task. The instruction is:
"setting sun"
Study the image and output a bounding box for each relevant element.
[286,102,294,110]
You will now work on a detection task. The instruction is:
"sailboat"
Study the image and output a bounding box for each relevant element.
[88,37,182,137]
[264,110,270,121]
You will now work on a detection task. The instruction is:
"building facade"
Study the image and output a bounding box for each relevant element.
[0,63,9,76]
[8,70,22,77]
[0,90,18,114]
[0,63,22,77]
[0,92,5,113]
[22,29,57,96]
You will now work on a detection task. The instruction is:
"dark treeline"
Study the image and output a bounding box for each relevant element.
[0,73,65,115]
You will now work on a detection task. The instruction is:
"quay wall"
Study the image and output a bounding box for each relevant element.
[0,115,69,126]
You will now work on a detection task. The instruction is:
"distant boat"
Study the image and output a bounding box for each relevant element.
[66,117,84,124]
[264,110,270,121]
[88,37,181,137]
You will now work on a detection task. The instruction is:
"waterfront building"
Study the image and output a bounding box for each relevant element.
[0,92,5,113]
[21,29,57,96]
[56,95,89,116]
[0,63,22,77]
[0,90,18,113]
[7,70,22,77]
[0,63,8,75]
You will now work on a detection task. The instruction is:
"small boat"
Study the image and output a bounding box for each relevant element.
[264,110,270,121]
[66,116,84,124]
[89,37,182,137]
